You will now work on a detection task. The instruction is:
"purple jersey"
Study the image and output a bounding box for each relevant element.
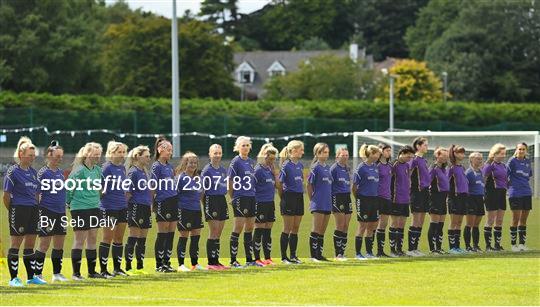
[449,164,468,194]
[353,162,379,197]
[391,161,411,204]
[177,173,202,211]
[308,163,332,211]
[254,164,276,203]
[3,164,38,206]
[482,161,508,190]
[430,165,450,193]
[100,162,128,210]
[227,155,256,198]
[507,157,532,197]
[466,167,484,196]
[330,162,351,194]
[279,160,304,193]
[151,161,177,202]
[37,166,66,213]
[200,163,228,196]
[377,162,392,200]
[127,166,152,206]
[410,155,431,190]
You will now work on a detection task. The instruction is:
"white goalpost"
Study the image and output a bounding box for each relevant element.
[352,131,540,197]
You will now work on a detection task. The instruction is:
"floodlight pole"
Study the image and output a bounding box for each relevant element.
[171,0,181,157]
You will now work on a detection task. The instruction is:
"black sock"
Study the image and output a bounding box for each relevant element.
[155,233,166,268]
[135,237,146,270]
[51,249,63,274]
[86,249,97,274]
[244,232,254,262]
[23,249,34,279]
[317,233,324,258]
[216,239,221,263]
[310,232,319,258]
[289,233,298,259]
[389,227,396,253]
[333,230,340,257]
[472,226,480,248]
[397,228,404,253]
[355,236,363,255]
[280,232,289,260]
[365,235,374,255]
[408,226,415,251]
[437,222,444,251]
[455,229,461,249]
[448,229,455,250]
[99,242,110,273]
[207,239,216,265]
[253,229,263,261]
[484,226,493,248]
[464,226,472,248]
[112,243,123,271]
[8,248,19,280]
[34,250,46,276]
[493,226,502,248]
[262,228,272,260]
[518,225,527,245]
[342,232,348,256]
[71,248,82,275]
[510,226,518,245]
[165,232,175,266]
[415,227,423,250]
[428,223,437,251]
[376,228,385,255]
[125,236,137,271]
[189,235,200,266]
[177,237,188,266]
[230,232,239,263]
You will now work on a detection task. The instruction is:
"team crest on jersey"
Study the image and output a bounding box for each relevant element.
[139,218,144,224]
[363,214,368,219]
[47,226,53,233]
[243,209,248,214]
[340,205,344,210]
[166,213,171,219]
[259,214,265,219]
[19,227,25,233]
[212,212,217,217]
[186,223,192,228]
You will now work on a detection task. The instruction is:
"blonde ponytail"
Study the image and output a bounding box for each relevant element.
[13,136,35,163]
[125,145,150,174]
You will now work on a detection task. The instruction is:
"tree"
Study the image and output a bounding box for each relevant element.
[199,0,239,35]
[378,59,444,102]
[265,54,376,100]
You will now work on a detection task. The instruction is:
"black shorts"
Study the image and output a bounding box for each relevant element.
[356,195,379,222]
[154,196,179,222]
[127,203,152,229]
[467,195,485,216]
[177,209,204,231]
[485,188,507,211]
[232,196,256,218]
[411,188,430,213]
[256,201,276,223]
[101,208,128,225]
[378,197,392,215]
[312,210,331,215]
[390,203,409,217]
[38,207,67,237]
[70,208,102,231]
[430,191,448,215]
[204,195,229,221]
[9,205,40,236]
[332,193,353,214]
[448,193,467,215]
[280,191,304,216]
[509,196,532,211]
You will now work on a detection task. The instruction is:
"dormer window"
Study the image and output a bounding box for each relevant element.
[267,60,286,77]
[235,61,255,84]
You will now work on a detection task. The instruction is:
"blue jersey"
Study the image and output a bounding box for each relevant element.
[254,164,276,203]
[100,162,128,210]
[200,163,228,196]
[127,166,152,206]
[353,162,379,197]
[330,162,350,195]
[507,157,532,197]
[3,164,38,206]
[465,167,484,196]
[177,172,202,211]
[37,166,66,213]
[151,161,177,202]
[227,155,256,198]
[308,162,332,211]
[279,160,304,193]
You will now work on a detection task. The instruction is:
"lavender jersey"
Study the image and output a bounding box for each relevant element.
[449,164,468,195]
[410,155,431,190]
[308,163,332,211]
[37,166,66,213]
[279,160,304,193]
[100,162,128,210]
[391,161,411,204]
[483,162,508,190]
[3,164,38,206]
[353,162,379,197]
[227,155,256,198]
[200,163,228,196]
[430,165,450,193]
[254,164,276,203]
[507,157,532,197]
[330,162,351,194]
[127,166,152,206]
[177,173,202,211]
[151,161,177,202]
[377,162,392,200]
[466,168,484,196]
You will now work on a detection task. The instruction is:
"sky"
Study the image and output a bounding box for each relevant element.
[104,0,270,18]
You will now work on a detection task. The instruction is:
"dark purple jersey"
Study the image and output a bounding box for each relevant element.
[308,162,332,211]
[127,166,152,206]
[200,163,228,196]
[377,162,392,200]
[151,161,177,202]
[507,157,532,197]
[391,161,411,204]
[330,162,351,195]
[353,162,379,197]
[449,164,468,194]
[3,164,38,206]
[482,161,508,190]
[279,160,304,193]
[177,173,202,211]
[254,164,276,203]
[100,161,128,210]
[37,166,66,213]
[227,155,256,198]
[465,167,484,196]
[430,165,450,193]
[410,155,431,190]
